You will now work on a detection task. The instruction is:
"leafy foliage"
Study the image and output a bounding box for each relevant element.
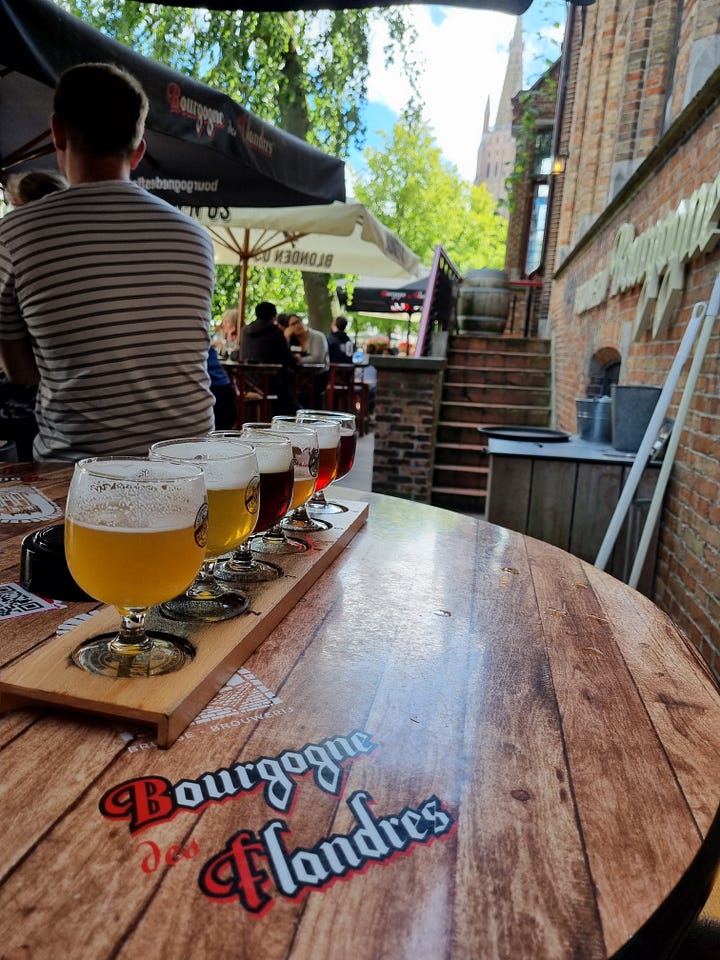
[353,119,507,273]
[56,1,421,325]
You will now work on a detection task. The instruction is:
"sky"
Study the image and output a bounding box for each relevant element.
[348,0,567,186]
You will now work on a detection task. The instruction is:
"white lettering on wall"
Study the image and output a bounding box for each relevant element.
[575,171,720,338]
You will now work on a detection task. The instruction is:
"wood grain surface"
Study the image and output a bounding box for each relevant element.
[1,462,719,960]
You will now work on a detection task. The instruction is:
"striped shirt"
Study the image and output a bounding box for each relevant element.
[0,180,215,461]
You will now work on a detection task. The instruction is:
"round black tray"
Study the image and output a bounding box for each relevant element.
[477,426,570,442]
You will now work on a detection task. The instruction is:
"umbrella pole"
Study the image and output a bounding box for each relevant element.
[238,236,250,329]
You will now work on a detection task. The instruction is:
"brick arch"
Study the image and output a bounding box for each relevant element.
[588,345,622,397]
[592,345,622,368]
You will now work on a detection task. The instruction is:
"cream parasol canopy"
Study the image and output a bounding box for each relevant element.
[185,201,423,323]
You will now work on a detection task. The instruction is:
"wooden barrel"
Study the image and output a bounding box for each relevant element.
[457,268,510,334]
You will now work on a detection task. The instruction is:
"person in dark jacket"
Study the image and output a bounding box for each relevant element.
[326,315,354,364]
[239,301,298,415]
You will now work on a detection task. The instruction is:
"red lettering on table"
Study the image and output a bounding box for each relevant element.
[199,831,272,914]
[137,838,200,874]
[100,777,175,833]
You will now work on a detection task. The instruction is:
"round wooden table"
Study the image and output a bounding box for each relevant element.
[1,461,719,959]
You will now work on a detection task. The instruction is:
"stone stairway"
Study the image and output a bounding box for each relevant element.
[431,334,552,514]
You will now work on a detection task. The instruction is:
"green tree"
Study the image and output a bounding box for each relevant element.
[57,1,420,329]
[353,118,507,273]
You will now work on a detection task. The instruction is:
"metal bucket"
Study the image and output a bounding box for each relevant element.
[576,396,612,443]
[611,385,662,452]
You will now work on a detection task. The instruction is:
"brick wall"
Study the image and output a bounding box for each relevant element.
[548,0,720,674]
[370,359,445,503]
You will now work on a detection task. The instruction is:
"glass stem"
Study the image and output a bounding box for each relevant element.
[185,560,224,599]
[262,523,286,543]
[227,541,254,570]
[310,489,328,506]
[113,609,150,652]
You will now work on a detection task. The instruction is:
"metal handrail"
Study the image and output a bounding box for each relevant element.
[415,245,463,357]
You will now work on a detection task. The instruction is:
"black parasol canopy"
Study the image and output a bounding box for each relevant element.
[148,1,534,11]
[0,0,346,208]
[338,276,427,314]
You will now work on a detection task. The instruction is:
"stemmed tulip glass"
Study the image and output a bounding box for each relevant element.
[149,437,259,622]
[248,421,319,555]
[273,415,340,534]
[211,429,294,583]
[64,457,207,678]
[297,410,357,515]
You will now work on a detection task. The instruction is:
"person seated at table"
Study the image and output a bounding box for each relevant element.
[207,345,237,429]
[355,342,377,414]
[4,170,68,207]
[0,63,216,461]
[0,172,69,461]
[284,314,329,405]
[239,301,299,415]
[213,308,241,358]
[327,315,354,364]
[285,314,330,370]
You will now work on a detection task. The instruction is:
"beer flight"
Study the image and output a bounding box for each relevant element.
[63,412,357,679]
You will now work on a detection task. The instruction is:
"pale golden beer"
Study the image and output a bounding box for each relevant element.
[149,437,260,622]
[206,485,259,558]
[290,475,317,511]
[66,520,203,610]
[64,456,207,678]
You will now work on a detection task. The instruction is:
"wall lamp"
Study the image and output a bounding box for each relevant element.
[551,155,568,176]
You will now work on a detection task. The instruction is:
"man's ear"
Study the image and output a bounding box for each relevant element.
[129,138,146,170]
[50,114,67,150]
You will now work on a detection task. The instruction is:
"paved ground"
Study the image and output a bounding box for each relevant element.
[334,431,374,493]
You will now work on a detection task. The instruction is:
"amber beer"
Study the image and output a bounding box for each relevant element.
[66,519,203,610]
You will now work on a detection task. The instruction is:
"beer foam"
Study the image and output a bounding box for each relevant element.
[253,442,293,472]
[151,439,257,487]
[69,516,194,533]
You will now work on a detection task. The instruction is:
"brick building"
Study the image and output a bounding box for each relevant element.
[544,1,720,673]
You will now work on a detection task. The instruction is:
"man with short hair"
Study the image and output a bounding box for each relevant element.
[327,315,354,364]
[0,62,216,460]
[239,301,299,415]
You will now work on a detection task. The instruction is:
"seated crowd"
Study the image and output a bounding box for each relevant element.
[0,61,375,463]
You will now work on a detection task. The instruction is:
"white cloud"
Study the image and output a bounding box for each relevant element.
[366,7,517,182]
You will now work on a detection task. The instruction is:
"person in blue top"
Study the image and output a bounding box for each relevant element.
[207,345,237,429]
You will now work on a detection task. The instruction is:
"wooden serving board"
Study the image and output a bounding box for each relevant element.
[0,499,368,746]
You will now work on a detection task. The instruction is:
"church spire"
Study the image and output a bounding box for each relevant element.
[494,17,524,130]
[472,17,524,215]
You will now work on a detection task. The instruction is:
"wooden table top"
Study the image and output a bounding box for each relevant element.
[1,461,720,960]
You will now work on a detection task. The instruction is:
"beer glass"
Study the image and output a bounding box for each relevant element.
[149,437,259,621]
[297,409,357,514]
[273,415,340,534]
[248,421,319,554]
[64,457,207,678]
[210,430,294,583]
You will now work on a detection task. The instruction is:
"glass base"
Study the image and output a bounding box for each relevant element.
[306,500,349,515]
[160,591,250,622]
[215,556,284,584]
[71,631,195,678]
[281,513,332,533]
[251,534,311,557]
